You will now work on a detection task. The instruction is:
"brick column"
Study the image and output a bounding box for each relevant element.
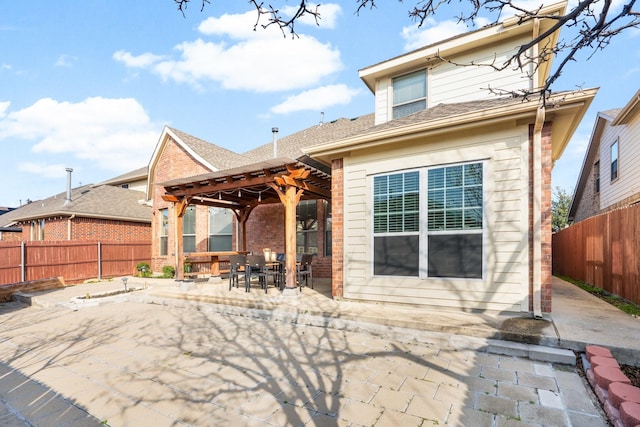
[331,158,344,297]
[541,122,553,313]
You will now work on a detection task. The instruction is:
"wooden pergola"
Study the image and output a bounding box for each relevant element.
[160,157,332,289]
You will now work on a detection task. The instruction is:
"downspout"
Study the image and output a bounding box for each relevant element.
[533,105,545,319]
[531,18,544,319]
[67,214,75,240]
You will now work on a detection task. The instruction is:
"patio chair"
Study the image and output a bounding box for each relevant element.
[245,254,267,293]
[296,254,314,289]
[228,254,246,291]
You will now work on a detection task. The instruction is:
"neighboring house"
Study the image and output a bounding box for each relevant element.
[568,89,640,223]
[98,166,149,193]
[151,1,596,314]
[0,173,151,242]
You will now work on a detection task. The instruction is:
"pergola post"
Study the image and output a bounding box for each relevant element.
[174,197,189,281]
[283,184,303,290]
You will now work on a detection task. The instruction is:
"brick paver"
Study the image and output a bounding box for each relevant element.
[0,292,608,426]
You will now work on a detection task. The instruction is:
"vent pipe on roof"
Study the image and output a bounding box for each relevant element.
[64,168,73,205]
[272,127,279,158]
[319,111,324,126]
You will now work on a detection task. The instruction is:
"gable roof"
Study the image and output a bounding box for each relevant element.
[0,185,151,226]
[612,88,640,126]
[146,126,251,198]
[359,1,567,93]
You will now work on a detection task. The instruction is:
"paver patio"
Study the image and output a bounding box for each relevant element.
[0,291,607,426]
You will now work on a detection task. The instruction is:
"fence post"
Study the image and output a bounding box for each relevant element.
[97,242,102,280]
[21,241,25,282]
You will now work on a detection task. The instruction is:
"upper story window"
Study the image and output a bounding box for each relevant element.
[610,138,619,182]
[594,161,600,193]
[392,70,427,120]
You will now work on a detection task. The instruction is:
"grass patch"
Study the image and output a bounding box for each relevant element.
[555,275,640,316]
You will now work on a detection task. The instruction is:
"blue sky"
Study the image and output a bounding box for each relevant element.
[0,1,638,207]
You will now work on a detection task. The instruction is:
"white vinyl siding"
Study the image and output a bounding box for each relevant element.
[430,39,532,105]
[372,36,532,124]
[599,113,640,210]
[341,127,529,312]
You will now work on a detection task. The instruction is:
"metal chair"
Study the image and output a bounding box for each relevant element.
[228,254,246,290]
[245,255,267,293]
[296,254,314,289]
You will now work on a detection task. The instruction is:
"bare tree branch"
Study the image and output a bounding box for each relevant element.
[173,0,640,98]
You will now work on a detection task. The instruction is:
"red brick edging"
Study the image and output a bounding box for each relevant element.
[585,345,640,427]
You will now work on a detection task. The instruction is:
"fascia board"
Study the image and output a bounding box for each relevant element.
[359,1,567,93]
[145,126,218,200]
[611,89,640,126]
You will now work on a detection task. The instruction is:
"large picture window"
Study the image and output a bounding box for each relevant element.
[208,207,232,251]
[392,70,426,119]
[427,163,483,278]
[372,162,484,279]
[373,171,420,276]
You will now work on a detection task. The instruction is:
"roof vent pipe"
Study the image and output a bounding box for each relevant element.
[272,127,278,158]
[64,167,73,205]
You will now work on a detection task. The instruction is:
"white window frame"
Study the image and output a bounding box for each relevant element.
[208,207,232,251]
[371,160,486,280]
[391,69,428,120]
[610,138,619,183]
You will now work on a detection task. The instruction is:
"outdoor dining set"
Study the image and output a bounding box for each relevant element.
[228,249,314,293]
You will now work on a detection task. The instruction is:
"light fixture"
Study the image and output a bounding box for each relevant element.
[258,192,262,202]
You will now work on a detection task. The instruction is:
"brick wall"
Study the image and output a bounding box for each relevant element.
[11,217,149,243]
[529,122,553,313]
[331,158,344,297]
[151,134,214,272]
[572,146,600,223]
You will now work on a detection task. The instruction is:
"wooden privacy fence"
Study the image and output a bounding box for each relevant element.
[0,240,151,286]
[553,204,640,306]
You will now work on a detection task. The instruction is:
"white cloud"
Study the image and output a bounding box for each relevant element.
[402,17,491,52]
[0,97,159,173]
[113,50,165,68]
[117,10,343,93]
[1,63,11,70]
[55,54,77,67]
[0,101,9,118]
[18,162,69,179]
[271,84,361,114]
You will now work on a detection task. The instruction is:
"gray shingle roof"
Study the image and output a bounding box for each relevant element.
[167,126,250,171]
[0,185,151,226]
[242,114,375,162]
[354,97,523,137]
